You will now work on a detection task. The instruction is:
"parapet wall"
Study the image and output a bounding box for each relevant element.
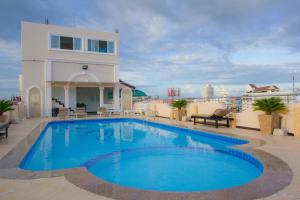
[294,105,300,137]
[133,101,300,136]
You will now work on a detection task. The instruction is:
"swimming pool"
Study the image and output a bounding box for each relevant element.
[20,118,263,192]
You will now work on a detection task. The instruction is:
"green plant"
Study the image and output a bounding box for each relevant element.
[0,100,14,116]
[171,99,187,110]
[76,102,86,108]
[253,97,287,115]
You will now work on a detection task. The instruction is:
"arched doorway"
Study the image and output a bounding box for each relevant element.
[28,87,42,117]
[121,88,132,111]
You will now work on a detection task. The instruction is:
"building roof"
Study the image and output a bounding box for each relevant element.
[119,80,136,89]
[248,84,279,93]
[133,89,147,97]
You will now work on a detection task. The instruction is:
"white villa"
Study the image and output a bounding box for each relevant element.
[243,84,297,106]
[19,22,134,118]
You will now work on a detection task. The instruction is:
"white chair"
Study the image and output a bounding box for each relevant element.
[108,109,122,116]
[97,107,109,117]
[124,110,135,116]
[136,109,144,116]
[145,110,158,120]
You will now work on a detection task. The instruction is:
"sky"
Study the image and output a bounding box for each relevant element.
[0,0,300,98]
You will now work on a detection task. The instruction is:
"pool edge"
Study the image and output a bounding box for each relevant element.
[0,117,293,200]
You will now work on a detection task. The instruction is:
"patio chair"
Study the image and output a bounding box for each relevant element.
[97,107,109,117]
[191,109,233,128]
[58,107,69,119]
[124,109,144,117]
[108,109,122,116]
[145,110,158,120]
[134,109,145,116]
[124,109,135,116]
[0,122,9,138]
[75,107,87,118]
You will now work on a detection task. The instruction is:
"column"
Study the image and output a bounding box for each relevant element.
[99,86,104,108]
[44,59,52,117]
[44,82,52,117]
[113,83,120,110]
[64,85,70,108]
[114,64,119,82]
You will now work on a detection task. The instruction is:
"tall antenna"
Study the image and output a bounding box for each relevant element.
[45,17,49,24]
[292,68,296,102]
[292,68,295,92]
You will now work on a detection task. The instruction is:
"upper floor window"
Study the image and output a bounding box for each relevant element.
[87,39,115,54]
[50,35,81,51]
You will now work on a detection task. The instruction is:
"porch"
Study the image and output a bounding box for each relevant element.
[48,82,132,116]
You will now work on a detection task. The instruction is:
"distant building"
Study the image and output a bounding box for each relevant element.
[216,85,229,98]
[242,84,297,110]
[202,84,214,99]
[246,84,279,93]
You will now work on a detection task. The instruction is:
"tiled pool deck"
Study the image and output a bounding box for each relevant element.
[0,116,299,200]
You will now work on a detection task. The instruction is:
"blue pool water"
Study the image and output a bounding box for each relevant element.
[20,118,263,191]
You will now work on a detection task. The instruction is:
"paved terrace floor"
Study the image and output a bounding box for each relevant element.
[0,116,299,200]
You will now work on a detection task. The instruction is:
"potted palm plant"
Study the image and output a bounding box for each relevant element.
[171,99,187,121]
[76,102,86,108]
[253,97,287,135]
[0,100,14,122]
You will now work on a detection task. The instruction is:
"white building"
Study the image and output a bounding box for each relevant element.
[246,84,279,93]
[202,84,214,99]
[20,22,133,117]
[216,85,229,98]
[242,84,299,110]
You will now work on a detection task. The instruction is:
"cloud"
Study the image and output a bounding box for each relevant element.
[0,38,21,95]
[0,38,20,63]
[0,0,300,98]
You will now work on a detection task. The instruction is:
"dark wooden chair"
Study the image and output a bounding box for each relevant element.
[0,122,9,138]
[191,109,234,128]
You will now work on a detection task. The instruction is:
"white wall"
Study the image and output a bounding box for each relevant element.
[155,103,172,118]
[197,102,226,115]
[22,22,120,64]
[19,75,23,98]
[235,106,263,129]
[52,61,115,83]
[133,102,150,112]
[133,101,297,133]
[186,103,198,117]
[22,61,45,117]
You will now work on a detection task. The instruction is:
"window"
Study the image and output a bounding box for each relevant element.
[60,36,73,50]
[87,39,115,54]
[50,35,59,49]
[108,41,114,53]
[50,35,82,51]
[99,40,107,52]
[74,38,81,50]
